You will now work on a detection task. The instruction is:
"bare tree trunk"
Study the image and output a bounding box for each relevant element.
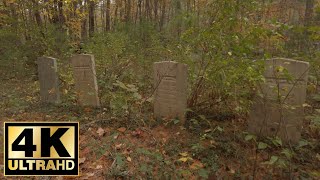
[52,0,59,23]
[119,0,124,22]
[145,0,151,20]
[106,0,111,31]
[19,2,30,41]
[175,0,181,35]
[114,0,118,27]
[304,0,314,26]
[186,0,191,13]
[58,0,65,24]
[154,0,158,26]
[89,0,95,37]
[31,0,42,27]
[101,0,105,31]
[303,0,315,51]
[160,0,166,31]
[72,0,78,17]
[51,0,64,25]
[81,0,88,39]
[135,0,139,24]
[138,0,142,23]
[197,0,200,27]
[126,0,131,22]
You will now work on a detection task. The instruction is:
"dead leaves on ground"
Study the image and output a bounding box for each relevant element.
[117,127,126,133]
[96,127,105,136]
[76,126,210,179]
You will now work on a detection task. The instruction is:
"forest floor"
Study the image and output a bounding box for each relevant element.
[0,75,319,179]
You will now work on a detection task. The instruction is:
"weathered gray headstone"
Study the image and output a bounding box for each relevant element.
[153,61,188,123]
[37,57,60,104]
[71,54,100,107]
[249,58,309,143]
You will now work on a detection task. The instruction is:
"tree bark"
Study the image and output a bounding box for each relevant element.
[58,0,65,24]
[305,0,314,26]
[138,0,142,23]
[154,0,159,26]
[81,0,88,39]
[106,0,111,31]
[114,0,118,27]
[125,0,131,22]
[52,0,59,23]
[145,0,151,20]
[175,0,182,35]
[31,0,42,27]
[89,0,95,37]
[160,0,166,31]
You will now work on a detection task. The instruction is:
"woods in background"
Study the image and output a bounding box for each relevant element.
[0,0,320,116]
[1,1,320,179]
[1,0,319,45]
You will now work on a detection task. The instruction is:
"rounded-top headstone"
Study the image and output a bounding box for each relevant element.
[37,57,60,104]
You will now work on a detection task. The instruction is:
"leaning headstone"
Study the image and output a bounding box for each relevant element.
[71,54,100,107]
[153,61,188,123]
[249,58,309,143]
[37,57,60,104]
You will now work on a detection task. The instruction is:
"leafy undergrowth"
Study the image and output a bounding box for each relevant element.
[0,78,319,179]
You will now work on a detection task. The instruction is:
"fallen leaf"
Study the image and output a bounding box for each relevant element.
[115,143,123,150]
[229,168,235,174]
[178,157,193,162]
[96,127,105,136]
[179,157,189,162]
[131,129,143,137]
[95,165,103,169]
[303,103,311,107]
[127,156,132,162]
[103,151,109,156]
[210,140,218,146]
[190,160,204,170]
[117,127,126,133]
[84,107,92,113]
[85,173,95,177]
[179,152,188,157]
[79,158,86,164]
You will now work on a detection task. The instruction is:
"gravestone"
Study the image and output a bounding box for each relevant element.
[37,57,60,104]
[249,58,309,143]
[153,61,188,123]
[71,54,100,107]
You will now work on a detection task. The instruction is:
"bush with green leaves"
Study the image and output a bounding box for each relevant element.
[169,0,267,118]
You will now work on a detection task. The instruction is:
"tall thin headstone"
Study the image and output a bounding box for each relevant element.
[153,61,188,123]
[71,54,100,107]
[37,57,60,104]
[249,58,309,143]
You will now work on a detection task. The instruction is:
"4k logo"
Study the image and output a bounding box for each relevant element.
[4,122,79,176]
